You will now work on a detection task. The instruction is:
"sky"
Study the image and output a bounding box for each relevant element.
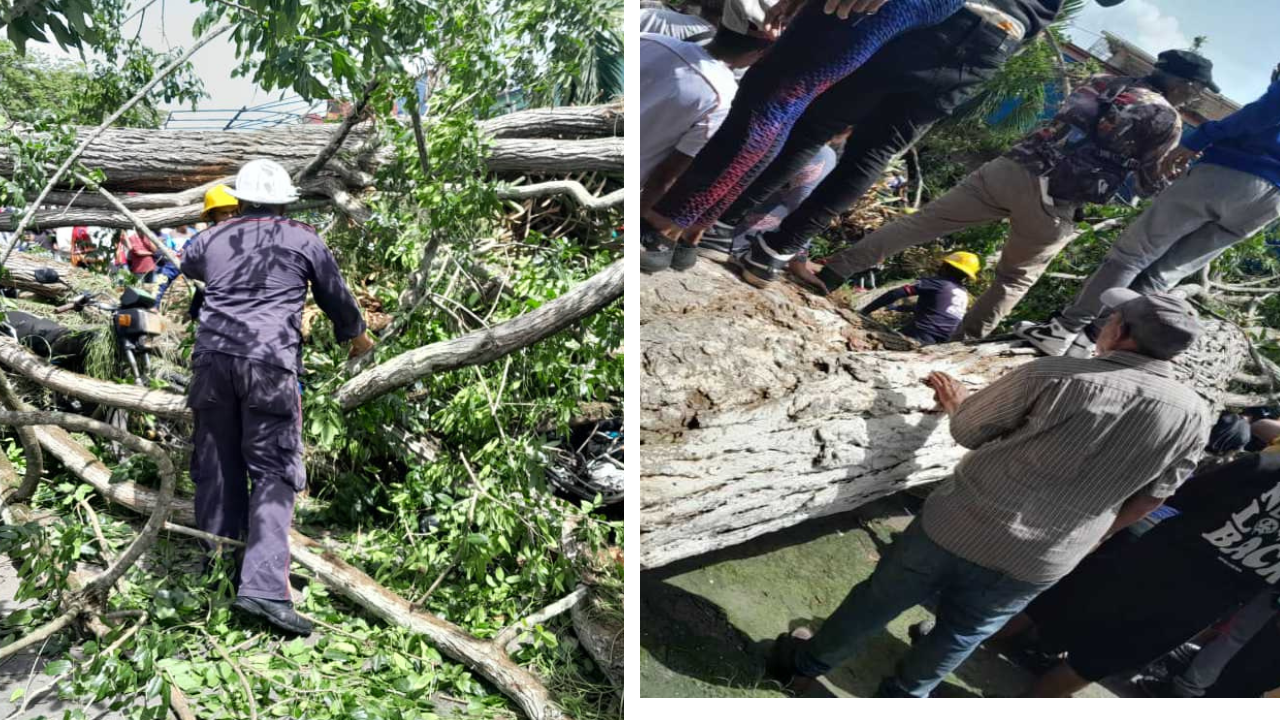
[24,0,1280,112]
[1063,0,1279,105]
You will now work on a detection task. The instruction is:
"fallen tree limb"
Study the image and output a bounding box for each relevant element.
[480,103,622,139]
[2,130,622,194]
[0,251,103,299]
[336,259,623,409]
[0,337,192,420]
[0,371,43,504]
[497,181,623,210]
[30,424,569,720]
[498,586,589,655]
[296,79,380,185]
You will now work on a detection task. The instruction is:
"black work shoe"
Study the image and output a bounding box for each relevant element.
[697,223,736,260]
[232,595,313,636]
[640,228,676,274]
[671,241,699,271]
[907,618,935,644]
[736,234,793,289]
[765,627,818,696]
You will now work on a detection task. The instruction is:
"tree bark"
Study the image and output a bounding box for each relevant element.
[0,252,102,299]
[640,260,1249,569]
[0,337,192,419]
[336,259,623,410]
[1,106,624,194]
[481,103,622,139]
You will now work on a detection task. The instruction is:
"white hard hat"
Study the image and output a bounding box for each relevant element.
[227,159,299,205]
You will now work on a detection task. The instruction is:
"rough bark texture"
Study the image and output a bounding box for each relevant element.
[640,260,1249,569]
[1,105,624,196]
[0,337,192,419]
[481,103,623,139]
[336,259,623,410]
[0,252,101,299]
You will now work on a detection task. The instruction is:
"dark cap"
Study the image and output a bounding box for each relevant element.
[1155,49,1220,93]
[1101,288,1203,360]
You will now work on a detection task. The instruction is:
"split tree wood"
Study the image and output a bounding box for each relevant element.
[640,259,1250,569]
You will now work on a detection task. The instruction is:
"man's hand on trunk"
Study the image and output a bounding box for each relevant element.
[925,371,968,417]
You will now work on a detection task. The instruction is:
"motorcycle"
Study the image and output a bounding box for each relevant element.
[1,269,188,444]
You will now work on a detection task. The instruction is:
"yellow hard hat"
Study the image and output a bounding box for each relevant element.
[942,251,981,281]
[202,184,239,220]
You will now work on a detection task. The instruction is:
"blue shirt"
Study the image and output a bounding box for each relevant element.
[1182,80,1280,189]
[182,210,366,373]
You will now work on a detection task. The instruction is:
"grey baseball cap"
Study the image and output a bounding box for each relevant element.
[1101,288,1202,360]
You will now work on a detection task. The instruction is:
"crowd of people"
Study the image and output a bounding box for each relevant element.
[640,0,1280,699]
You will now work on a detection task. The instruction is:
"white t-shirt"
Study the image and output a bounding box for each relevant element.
[640,33,738,185]
[638,7,716,42]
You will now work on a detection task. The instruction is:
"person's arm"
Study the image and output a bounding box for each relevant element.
[932,364,1036,449]
[1183,80,1280,153]
[641,150,694,215]
[1134,105,1184,196]
[1103,492,1166,539]
[307,240,373,358]
[860,284,915,315]
[180,233,207,282]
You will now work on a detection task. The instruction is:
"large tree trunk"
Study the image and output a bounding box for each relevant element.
[0,104,623,198]
[640,260,1249,570]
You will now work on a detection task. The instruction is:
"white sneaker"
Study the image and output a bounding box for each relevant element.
[1065,333,1095,358]
[1016,318,1077,356]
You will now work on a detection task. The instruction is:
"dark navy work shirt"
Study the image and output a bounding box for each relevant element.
[861,276,969,345]
[182,210,366,373]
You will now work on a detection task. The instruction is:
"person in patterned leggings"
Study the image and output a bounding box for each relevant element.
[639,0,966,272]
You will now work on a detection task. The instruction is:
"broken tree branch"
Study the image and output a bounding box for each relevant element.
[0,22,231,269]
[0,371,42,504]
[497,181,623,210]
[296,79,381,185]
[336,259,622,409]
[29,424,568,720]
[496,586,589,654]
[0,337,192,420]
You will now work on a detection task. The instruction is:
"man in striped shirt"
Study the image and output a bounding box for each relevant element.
[767,288,1210,697]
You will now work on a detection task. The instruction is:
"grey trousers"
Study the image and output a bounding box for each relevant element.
[1172,590,1279,697]
[822,157,1080,339]
[1060,163,1280,335]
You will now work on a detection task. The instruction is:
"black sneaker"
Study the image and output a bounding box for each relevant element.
[232,595,313,636]
[671,241,699,271]
[697,223,736,260]
[641,228,676,274]
[907,618,935,644]
[765,627,818,696]
[736,234,794,289]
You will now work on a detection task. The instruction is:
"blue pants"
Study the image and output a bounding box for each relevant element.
[189,353,305,600]
[796,519,1050,696]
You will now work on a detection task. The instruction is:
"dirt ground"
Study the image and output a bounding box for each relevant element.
[640,496,1124,698]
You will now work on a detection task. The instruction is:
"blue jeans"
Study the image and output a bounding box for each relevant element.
[795,519,1051,697]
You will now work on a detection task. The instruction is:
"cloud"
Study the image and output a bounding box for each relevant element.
[1118,0,1191,54]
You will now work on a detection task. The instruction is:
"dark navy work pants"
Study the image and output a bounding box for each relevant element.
[189,352,305,600]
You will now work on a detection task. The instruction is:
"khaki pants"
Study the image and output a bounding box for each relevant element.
[823,156,1080,339]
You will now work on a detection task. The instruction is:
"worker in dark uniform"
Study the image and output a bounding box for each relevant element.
[182,159,375,636]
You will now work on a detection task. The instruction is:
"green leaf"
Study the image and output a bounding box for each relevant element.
[9,687,24,702]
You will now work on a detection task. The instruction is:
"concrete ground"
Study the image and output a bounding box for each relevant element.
[640,496,1124,698]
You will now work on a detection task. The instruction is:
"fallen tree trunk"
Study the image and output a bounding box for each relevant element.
[640,260,1249,569]
[0,251,101,299]
[481,103,623,139]
[337,259,624,410]
[30,424,567,720]
[2,109,623,195]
